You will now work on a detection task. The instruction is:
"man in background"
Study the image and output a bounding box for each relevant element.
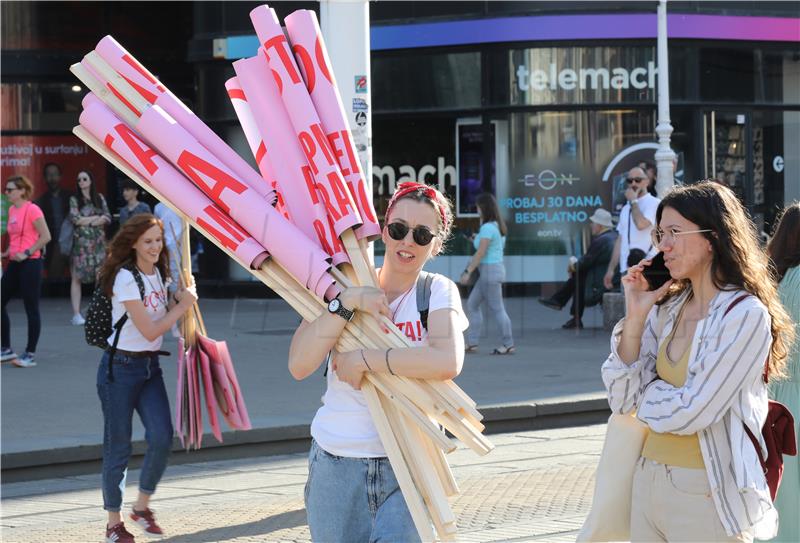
[35,162,72,281]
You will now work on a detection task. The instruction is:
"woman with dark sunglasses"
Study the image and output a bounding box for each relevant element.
[1,175,51,367]
[461,193,514,354]
[288,181,468,543]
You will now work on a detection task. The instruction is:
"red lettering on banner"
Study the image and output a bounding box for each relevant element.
[341,133,360,176]
[196,205,246,251]
[315,37,332,84]
[356,179,377,223]
[261,49,284,95]
[176,151,248,214]
[122,54,165,92]
[110,123,159,175]
[327,131,349,176]
[328,172,354,219]
[313,220,334,255]
[263,35,301,85]
[255,141,267,165]
[227,88,247,101]
[292,44,316,93]
[301,166,320,205]
[120,74,158,104]
[107,83,141,117]
[298,132,318,175]
[315,183,341,223]
[310,124,335,166]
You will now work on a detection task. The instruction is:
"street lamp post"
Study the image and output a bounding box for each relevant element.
[655,0,676,196]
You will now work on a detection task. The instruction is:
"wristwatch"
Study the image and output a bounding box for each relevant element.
[24,248,32,257]
[328,297,354,322]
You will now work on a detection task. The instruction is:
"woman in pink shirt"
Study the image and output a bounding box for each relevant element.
[1,175,52,367]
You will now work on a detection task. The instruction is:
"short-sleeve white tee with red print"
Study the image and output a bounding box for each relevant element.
[109,268,168,351]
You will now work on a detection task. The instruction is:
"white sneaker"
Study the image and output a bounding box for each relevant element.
[71,314,86,326]
[12,352,36,368]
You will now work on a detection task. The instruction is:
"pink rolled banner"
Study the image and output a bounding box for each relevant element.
[284,9,381,241]
[250,6,362,239]
[133,103,335,299]
[229,58,349,266]
[94,35,275,202]
[80,97,269,270]
[222,78,292,224]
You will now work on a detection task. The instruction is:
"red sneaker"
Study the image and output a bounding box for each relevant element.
[105,522,135,543]
[129,508,164,537]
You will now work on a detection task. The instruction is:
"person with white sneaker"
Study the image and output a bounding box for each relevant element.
[1,175,51,368]
[68,170,111,326]
[95,214,197,543]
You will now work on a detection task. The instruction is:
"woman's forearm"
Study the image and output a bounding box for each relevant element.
[288,313,348,380]
[362,345,460,380]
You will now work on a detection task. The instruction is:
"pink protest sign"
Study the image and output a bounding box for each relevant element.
[80,98,269,270]
[285,10,380,241]
[250,6,363,239]
[230,58,349,266]
[94,35,275,201]
[223,78,292,223]
[134,104,335,299]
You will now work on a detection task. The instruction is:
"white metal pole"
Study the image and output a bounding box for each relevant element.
[655,0,676,196]
[320,0,373,261]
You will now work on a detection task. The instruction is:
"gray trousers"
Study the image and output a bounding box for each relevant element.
[466,263,513,347]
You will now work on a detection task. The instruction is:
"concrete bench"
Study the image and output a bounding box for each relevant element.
[603,292,625,331]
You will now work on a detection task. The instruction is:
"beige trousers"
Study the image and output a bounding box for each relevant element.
[631,457,753,542]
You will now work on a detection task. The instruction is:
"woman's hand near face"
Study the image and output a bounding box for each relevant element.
[622,258,673,322]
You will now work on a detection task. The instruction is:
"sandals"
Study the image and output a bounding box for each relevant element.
[492,345,516,355]
[465,345,479,354]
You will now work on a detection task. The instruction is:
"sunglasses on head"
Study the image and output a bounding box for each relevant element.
[626,176,645,184]
[386,222,436,246]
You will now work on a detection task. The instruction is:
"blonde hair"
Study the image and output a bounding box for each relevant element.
[5,175,34,200]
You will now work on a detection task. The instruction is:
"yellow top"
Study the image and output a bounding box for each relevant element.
[641,302,705,469]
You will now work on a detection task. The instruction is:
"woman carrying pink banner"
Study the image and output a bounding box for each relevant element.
[284,9,381,241]
[95,214,197,543]
[288,182,468,543]
[229,56,349,265]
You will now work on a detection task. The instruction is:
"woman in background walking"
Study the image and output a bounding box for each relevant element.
[461,193,514,354]
[1,175,51,368]
[766,201,800,543]
[69,170,111,325]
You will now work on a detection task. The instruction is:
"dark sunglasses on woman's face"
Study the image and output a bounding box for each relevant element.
[386,222,436,246]
[4,186,19,193]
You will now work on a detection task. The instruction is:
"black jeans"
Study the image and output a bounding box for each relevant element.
[1,258,44,353]
[551,269,588,320]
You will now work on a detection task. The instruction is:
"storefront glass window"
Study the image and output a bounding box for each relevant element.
[1,82,84,131]
[372,51,481,111]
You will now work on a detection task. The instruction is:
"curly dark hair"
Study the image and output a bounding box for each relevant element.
[656,181,794,379]
[97,213,170,297]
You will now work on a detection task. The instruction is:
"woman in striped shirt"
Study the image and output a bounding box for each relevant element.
[602,181,794,542]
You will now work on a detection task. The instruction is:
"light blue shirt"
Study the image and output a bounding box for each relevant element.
[473,221,505,264]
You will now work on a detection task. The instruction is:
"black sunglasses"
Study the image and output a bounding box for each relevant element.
[386,222,436,246]
[626,176,646,184]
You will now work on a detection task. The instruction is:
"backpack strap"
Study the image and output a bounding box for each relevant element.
[416,271,434,332]
[106,266,148,382]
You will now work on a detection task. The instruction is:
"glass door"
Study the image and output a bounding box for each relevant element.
[703,110,750,203]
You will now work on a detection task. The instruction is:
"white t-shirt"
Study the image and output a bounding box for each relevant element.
[109,268,168,351]
[617,193,660,273]
[310,271,469,458]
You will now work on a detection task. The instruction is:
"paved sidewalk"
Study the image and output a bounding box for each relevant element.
[0,424,605,543]
[2,295,613,472]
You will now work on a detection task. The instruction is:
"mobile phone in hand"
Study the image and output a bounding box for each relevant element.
[642,252,671,291]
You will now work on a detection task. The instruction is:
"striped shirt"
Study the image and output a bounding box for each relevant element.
[602,287,778,539]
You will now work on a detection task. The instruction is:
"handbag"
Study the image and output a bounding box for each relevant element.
[576,413,649,542]
[58,217,74,255]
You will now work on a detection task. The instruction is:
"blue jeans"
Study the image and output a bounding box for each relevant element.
[305,440,421,543]
[97,351,173,512]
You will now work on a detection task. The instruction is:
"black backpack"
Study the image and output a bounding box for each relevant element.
[85,266,145,351]
[415,270,434,332]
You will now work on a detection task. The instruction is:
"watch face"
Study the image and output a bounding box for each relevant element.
[328,298,340,313]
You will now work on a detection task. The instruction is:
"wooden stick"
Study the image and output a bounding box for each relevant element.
[69,62,138,128]
[340,229,375,287]
[83,51,150,117]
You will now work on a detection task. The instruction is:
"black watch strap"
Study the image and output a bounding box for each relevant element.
[328,298,354,322]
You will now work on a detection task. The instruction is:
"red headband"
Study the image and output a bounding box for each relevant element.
[386,182,448,232]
